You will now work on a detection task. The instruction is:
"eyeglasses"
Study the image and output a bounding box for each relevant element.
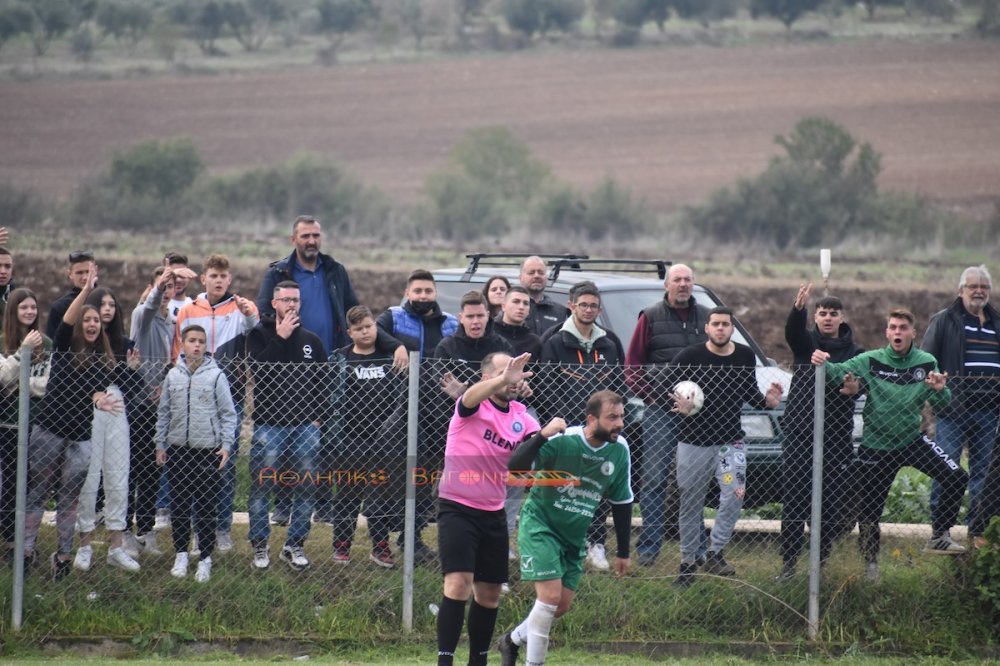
[964,283,991,291]
[574,302,601,310]
[69,250,94,263]
[275,297,301,304]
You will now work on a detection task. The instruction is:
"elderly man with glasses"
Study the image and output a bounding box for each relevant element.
[921,264,1000,552]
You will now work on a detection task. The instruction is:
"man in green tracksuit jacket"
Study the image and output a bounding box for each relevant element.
[811,308,969,581]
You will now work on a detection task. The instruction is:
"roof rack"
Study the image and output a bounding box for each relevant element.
[549,259,673,282]
[462,253,589,280]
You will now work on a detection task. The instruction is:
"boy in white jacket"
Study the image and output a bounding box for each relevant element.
[155,325,237,583]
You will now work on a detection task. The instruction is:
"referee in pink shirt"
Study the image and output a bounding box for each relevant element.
[434,352,565,666]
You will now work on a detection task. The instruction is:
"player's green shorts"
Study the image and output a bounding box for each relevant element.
[517,523,585,591]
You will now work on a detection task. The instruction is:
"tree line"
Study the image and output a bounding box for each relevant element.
[1,0,995,65]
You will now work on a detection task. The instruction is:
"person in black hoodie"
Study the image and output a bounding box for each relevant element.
[245,280,329,573]
[537,281,626,571]
[46,250,94,339]
[777,285,864,580]
[492,286,542,360]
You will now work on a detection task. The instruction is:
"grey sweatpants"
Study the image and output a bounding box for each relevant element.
[23,425,92,555]
[676,441,747,563]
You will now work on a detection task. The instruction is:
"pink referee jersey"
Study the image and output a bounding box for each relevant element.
[438,398,540,511]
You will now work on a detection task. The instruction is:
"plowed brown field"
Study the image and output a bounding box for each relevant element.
[2,40,999,210]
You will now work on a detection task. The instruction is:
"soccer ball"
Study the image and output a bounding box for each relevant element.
[673,381,705,416]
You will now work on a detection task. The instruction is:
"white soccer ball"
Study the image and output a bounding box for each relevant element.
[673,380,705,416]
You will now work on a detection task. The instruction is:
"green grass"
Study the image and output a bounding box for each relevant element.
[2,523,995,656]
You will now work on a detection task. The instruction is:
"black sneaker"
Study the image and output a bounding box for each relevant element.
[412,539,437,566]
[701,550,736,576]
[496,631,519,666]
[50,552,71,581]
[672,561,698,588]
[774,561,796,581]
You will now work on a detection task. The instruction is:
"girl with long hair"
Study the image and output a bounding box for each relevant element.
[22,265,122,580]
[0,288,51,562]
[73,285,142,572]
[483,276,510,320]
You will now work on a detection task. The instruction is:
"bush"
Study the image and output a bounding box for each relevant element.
[0,182,47,228]
[581,175,649,239]
[110,137,204,199]
[681,116,942,250]
[194,152,394,236]
[423,126,554,240]
[970,517,1000,621]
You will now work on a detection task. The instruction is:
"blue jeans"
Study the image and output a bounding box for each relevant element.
[216,401,243,533]
[247,423,321,546]
[637,406,678,555]
[931,411,998,525]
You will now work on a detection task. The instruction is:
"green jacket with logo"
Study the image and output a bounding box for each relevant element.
[824,344,951,452]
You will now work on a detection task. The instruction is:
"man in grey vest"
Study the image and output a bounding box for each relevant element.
[625,264,710,566]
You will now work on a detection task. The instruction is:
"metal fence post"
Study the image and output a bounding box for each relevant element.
[807,363,827,641]
[402,351,420,633]
[11,342,32,631]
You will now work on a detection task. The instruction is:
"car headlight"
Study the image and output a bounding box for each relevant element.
[741,414,775,439]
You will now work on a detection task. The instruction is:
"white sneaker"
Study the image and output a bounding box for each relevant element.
[195,557,212,583]
[216,531,234,554]
[501,583,511,595]
[508,548,517,562]
[73,545,93,572]
[122,533,141,559]
[924,535,966,555]
[154,510,171,531]
[279,545,310,571]
[107,547,141,572]
[864,561,880,583]
[171,552,190,578]
[137,532,163,556]
[252,544,270,570]
[586,542,610,571]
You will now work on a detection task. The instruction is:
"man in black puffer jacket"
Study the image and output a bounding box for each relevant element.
[777,284,864,580]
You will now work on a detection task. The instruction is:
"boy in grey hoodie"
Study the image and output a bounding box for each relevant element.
[155,324,237,583]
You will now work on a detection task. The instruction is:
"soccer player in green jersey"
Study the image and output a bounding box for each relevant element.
[497,390,633,666]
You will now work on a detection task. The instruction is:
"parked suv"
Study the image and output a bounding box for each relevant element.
[431,254,791,508]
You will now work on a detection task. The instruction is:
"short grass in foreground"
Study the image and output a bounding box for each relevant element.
[2,523,994,655]
[2,653,995,665]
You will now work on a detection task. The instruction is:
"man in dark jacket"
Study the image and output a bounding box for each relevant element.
[493,286,542,359]
[777,285,864,580]
[0,247,15,318]
[519,256,569,336]
[46,250,94,339]
[537,281,625,571]
[376,269,458,360]
[921,265,1000,548]
[626,263,710,566]
[245,281,329,573]
[257,216,406,367]
[258,216,403,524]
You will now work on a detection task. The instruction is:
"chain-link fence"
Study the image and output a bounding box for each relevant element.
[2,350,997,640]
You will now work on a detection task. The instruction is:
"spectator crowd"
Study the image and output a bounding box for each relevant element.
[1,216,997,654]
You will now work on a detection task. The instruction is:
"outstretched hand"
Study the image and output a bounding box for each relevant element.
[501,352,534,386]
[794,283,813,310]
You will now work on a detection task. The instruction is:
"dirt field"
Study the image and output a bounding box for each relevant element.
[2,40,999,212]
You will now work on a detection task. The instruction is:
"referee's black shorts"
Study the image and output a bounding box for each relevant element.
[437,498,509,583]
